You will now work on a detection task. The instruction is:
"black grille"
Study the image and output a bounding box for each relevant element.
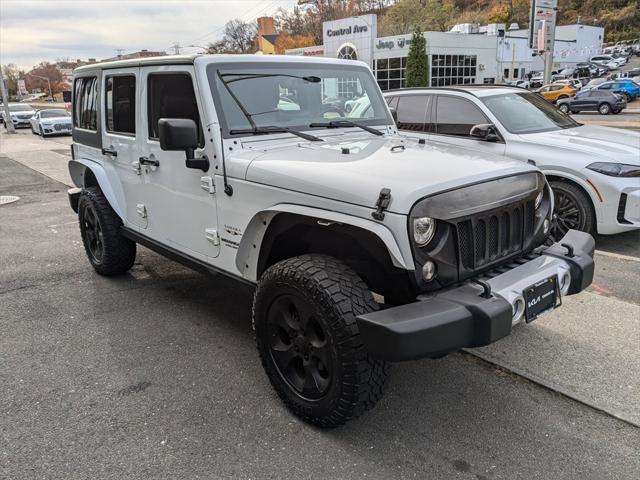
[617,194,631,224]
[455,200,536,270]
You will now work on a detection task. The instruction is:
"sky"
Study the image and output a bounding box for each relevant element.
[0,0,298,70]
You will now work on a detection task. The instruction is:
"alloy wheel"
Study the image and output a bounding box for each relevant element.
[267,293,332,400]
[552,189,582,239]
[82,203,105,264]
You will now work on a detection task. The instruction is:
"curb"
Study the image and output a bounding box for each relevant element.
[462,350,640,428]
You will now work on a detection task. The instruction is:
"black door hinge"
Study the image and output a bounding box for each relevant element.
[372,188,391,221]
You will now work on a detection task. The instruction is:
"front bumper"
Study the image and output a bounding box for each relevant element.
[357,230,595,361]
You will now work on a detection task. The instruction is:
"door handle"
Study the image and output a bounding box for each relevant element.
[139,156,160,167]
[101,147,117,157]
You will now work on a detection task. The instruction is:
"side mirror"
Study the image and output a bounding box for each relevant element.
[470,123,501,142]
[388,106,398,123]
[158,118,209,171]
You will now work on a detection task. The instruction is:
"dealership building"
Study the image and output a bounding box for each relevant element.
[285,15,604,90]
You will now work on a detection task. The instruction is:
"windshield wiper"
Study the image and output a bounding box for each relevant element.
[309,120,384,136]
[229,126,322,142]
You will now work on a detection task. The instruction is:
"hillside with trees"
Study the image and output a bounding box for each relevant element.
[268,0,638,47]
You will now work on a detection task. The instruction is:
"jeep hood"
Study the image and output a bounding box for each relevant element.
[241,135,536,214]
[519,125,640,164]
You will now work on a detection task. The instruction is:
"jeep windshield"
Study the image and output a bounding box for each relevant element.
[207,62,392,138]
[481,92,581,134]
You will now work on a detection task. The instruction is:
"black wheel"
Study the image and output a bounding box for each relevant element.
[549,181,596,239]
[78,187,136,275]
[253,254,389,428]
[558,103,570,113]
[598,103,611,115]
[624,93,632,102]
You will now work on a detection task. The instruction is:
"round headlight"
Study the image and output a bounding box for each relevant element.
[535,190,543,209]
[413,217,436,246]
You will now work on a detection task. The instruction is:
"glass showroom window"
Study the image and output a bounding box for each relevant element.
[431,55,477,86]
[375,57,406,91]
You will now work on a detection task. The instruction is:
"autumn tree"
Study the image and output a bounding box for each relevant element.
[378,0,459,36]
[1,64,25,96]
[404,29,429,87]
[274,32,316,54]
[25,62,64,95]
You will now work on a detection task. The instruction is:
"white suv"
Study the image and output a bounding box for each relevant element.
[385,86,640,235]
[68,55,594,427]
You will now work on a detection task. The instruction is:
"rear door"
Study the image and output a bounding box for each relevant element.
[430,95,506,156]
[139,65,220,261]
[100,68,147,229]
[571,90,592,110]
[394,94,431,136]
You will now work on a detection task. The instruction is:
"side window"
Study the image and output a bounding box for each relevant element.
[396,95,430,132]
[435,96,489,137]
[148,73,203,146]
[73,76,98,131]
[599,84,611,90]
[105,76,136,135]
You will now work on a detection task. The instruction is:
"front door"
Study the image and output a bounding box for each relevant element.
[138,65,220,261]
[100,67,147,229]
[429,95,506,157]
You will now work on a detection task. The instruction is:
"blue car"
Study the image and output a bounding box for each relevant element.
[597,80,640,101]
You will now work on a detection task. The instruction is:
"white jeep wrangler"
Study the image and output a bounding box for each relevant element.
[68,55,595,428]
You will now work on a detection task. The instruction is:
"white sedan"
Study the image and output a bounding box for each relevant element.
[29,109,72,136]
[385,86,640,236]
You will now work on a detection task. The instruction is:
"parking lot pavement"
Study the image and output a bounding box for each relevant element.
[1,132,640,479]
[573,111,640,131]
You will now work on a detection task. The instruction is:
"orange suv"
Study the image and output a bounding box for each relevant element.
[537,83,577,103]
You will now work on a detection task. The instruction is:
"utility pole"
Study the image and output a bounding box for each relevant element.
[172,43,181,55]
[0,66,16,133]
[115,48,125,58]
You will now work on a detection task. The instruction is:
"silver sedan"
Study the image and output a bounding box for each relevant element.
[29,109,72,137]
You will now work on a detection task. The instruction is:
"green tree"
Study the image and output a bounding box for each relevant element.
[405,29,429,87]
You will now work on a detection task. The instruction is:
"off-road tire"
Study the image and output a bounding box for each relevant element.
[598,103,611,115]
[549,180,596,237]
[253,254,389,428]
[78,186,136,276]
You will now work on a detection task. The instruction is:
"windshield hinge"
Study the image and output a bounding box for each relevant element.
[372,188,391,221]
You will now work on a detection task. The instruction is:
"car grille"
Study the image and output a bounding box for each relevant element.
[455,199,536,271]
[18,114,32,119]
[54,124,71,131]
